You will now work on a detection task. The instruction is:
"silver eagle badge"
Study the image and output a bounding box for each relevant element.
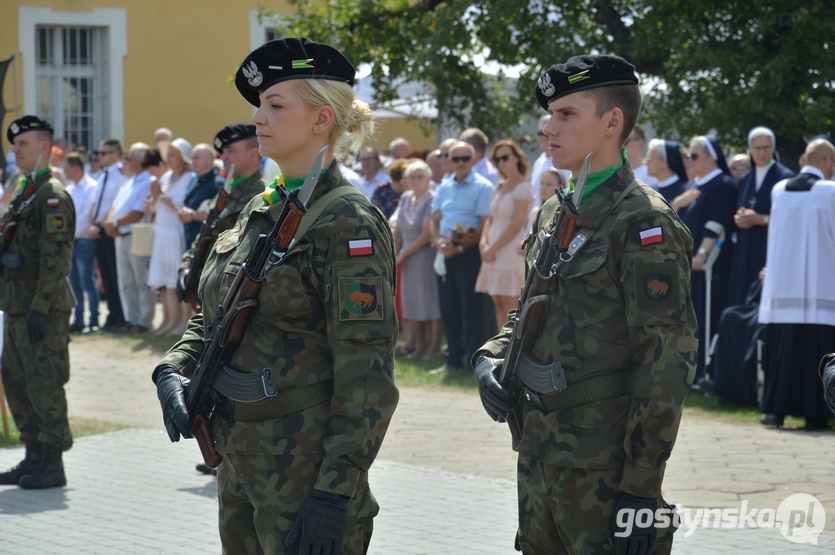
[242,61,263,88]
[538,73,555,97]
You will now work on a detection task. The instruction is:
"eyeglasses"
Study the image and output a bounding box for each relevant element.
[405,174,428,180]
[441,153,450,158]
[494,154,511,163]
[687,153,700,161]
[450,156,472,163]
[359,157,378,162]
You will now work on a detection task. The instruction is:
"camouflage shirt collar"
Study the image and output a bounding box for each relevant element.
[229,171,263,200]
[576,157,636,230]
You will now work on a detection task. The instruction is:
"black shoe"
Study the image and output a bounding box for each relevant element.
[803,419,830,431]
[69,322,85,334]
[691,377,716,395]
[18,444,66,489]
[760,414,784,428]
[0,443,43,485]
[196,463,217,476]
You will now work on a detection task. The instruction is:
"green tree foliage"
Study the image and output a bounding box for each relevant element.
[266,0,834,166]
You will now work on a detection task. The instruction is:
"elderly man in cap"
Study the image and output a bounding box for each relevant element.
[176,124,269,306]
[0,116,76,489]
[473,55,696,554]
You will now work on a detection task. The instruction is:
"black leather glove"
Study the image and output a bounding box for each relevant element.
[176,267,189,303]
[155,366,192,442]
[820,354,835,413]
[474,355,511,422]
[25,310,46,343]
[613,494,658,555]
[285,489,349,555]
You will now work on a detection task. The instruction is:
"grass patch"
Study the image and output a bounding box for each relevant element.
[393,354,477,390]
[0,415,133,448]
[71,328,180,357]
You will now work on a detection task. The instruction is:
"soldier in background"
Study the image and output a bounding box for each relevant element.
[154,38,399,554]
[176,123,268,301]
[0,116,76,489]
[474,56,697,554]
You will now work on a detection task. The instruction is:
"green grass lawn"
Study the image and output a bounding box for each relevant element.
[0,416,133,448]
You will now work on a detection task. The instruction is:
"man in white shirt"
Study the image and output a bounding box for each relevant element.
[356,148,389,199]
[88,138,129,330]
[104,143,155,333]
[459,128,499,185]
[528,114,571,208]
[759,138,835,430]
[625,124,658,187]
[64,153,100,333]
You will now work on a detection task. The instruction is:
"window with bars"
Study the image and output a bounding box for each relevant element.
[35,26,108,151]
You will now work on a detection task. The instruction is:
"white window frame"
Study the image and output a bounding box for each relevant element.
[19,6,127,143]
[248,9,282,53]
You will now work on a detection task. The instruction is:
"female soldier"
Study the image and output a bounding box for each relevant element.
[153,37,399,555]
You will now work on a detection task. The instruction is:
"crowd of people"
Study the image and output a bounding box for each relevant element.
[3,107,833,428]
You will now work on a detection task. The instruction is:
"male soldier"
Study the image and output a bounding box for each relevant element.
[176,124,269,304]
[474,56,697,554]
[0,116,76,489]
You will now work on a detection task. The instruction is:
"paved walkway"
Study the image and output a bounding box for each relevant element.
[0,337,832,553]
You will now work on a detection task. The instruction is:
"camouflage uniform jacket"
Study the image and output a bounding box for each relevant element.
[0,169,76,315]
[157,162,399,498]
[479,162,697,499]
[180,171,269,270]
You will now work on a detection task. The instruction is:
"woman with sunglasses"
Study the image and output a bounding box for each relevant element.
[475,139,534,327]
[152,37,399,555]
[675,135,737,383]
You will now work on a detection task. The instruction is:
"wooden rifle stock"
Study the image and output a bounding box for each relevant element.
[184,187,232,312]
[185,186,310,468]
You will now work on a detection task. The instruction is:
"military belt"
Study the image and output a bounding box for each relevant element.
[0,266,39,281]
[225,379,334,422]
[532,368,636,412]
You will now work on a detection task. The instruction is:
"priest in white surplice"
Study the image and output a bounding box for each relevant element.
[759,138,835,429]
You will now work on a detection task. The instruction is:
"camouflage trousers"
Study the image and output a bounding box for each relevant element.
[516,456,675,554]
[217,452,375,555]
[1,312,73,451]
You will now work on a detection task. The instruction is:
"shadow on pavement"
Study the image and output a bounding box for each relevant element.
[0,486,69,513]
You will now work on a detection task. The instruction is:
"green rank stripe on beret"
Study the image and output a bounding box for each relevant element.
[236,37,356,107]
[214,124,256,151]
[7,115,54,143]
[535,55,639,111]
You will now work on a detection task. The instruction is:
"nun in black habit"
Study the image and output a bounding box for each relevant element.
[727,127,795,307]
[674,135,737,381]
[645,138,689,205]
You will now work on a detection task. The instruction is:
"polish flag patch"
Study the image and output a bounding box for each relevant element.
[639,227,663,246]
[47,198,60,207]
[348,239,373,256]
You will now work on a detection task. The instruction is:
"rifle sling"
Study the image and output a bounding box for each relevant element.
[0,266,38,281]
[289,185,367,247]
[231,379,334,422]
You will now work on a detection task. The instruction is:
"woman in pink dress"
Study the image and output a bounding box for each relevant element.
[475,139,533,327]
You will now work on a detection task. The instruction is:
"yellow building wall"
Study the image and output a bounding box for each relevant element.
[0,1,435,156]
[373,116,437,154]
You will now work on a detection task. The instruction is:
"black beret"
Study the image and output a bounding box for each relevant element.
[214,124,256,151]
[535,55,639,110]
[7,115,54,143]
[235,37,356,107]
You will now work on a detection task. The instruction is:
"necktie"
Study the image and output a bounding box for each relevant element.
[93,168,109,222]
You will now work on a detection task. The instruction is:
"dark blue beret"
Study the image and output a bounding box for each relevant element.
[535,55,638,110]
[235,37,355,107]
[214,124,256,151]
[7,115,54,143]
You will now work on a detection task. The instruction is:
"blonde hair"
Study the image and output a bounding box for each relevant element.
[295,79,377,161]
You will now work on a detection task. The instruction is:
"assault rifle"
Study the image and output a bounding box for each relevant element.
[0,155,43,259]
[498,153,592,451]
[183,164,236,312]
[186,147,327,468]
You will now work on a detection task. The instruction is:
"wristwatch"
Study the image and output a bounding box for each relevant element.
[457,245,464,254]
[697,247,709,256]
[763,215,769,225]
